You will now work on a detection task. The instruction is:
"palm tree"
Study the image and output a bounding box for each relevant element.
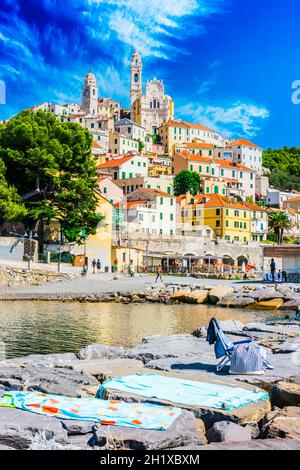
[268,211,293,244]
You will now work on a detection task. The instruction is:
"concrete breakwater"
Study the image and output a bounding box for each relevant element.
[0,317,300,450]
[0,281,299,312]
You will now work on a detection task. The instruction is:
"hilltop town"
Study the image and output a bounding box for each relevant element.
[1,50,300,278]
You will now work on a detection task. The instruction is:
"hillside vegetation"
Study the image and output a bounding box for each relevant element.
[263,147,300,191]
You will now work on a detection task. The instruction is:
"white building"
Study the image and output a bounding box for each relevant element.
[264,189,300,208]
[109,132,139,155]
[216,139,263,175]
[115,175,174,196]
[97,154,149,180]
[114,118,146,143]
[117,188,176,236]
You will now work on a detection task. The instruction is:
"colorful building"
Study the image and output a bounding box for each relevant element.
[97,154,149,180]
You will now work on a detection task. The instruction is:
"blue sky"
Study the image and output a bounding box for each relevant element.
[0,0,299,148]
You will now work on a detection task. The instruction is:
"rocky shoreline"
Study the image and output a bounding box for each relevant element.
[0,282,299,312]
[0,316,300,450]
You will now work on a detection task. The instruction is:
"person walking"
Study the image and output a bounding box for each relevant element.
[96,258,101,273]
[270,258,276,282]
[155,264,163,283]
[92,258,96,274]
[113,258,118,273]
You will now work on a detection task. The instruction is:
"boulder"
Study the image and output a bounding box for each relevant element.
[77,344,125,361]
[174,439,300,450]
[191,327,207,338]
[170,289,191,302]
[247,289,284,301]
[206,421,252,443]
[219,320,245,333]
[92,410,207,450]
[243,322,298,336]
[209,286,234,304]
[228,297,256,308]
[0,365,98,397]
[272,339,300,354]
[280,300,300,310]
[61,419,97,435]
[5,353,78,367]
[217,294,238,307]
[0,444,15,450]
[124,335,210,363]
[271,376,300,407]
[276,286,298,300]
[247,299,284,310]
[0,408,69,450]
[184,290,208,304]
[263,406,300,439]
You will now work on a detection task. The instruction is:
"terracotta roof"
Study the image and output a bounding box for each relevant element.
[216,158,252,172]
[284,196,300,203]
[179,142,214,149]
[92,141,101,148]
[228,138,261,149]
[176,152,213,164]
[244,202,267,212]
[163,120,190,129]
[142,188,173,198]
[185,122,214,132]
[114,200,147,210]
[97,156,133,168]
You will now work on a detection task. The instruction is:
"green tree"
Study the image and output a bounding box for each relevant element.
[268,211,293,244]
[0,158,27,222]
[174,170,201,196]
[138,139,144,152]
[0,110,102,243]
[263,147,300,191]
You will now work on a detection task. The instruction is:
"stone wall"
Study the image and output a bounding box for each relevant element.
[0,266,76,288]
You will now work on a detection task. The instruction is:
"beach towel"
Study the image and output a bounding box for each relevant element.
[98,374,269,411]
[0,390,181,431]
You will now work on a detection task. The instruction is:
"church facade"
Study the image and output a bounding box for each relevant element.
[130,51,174,135]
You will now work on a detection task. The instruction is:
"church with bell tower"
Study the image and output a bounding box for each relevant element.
[130,51,174,134]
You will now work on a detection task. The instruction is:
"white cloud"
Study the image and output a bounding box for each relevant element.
[88,0,225,57]
[178,101,270,137]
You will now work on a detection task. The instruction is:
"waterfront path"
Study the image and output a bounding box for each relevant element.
[0,271,273,298]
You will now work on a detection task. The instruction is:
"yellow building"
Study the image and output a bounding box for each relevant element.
[111,246,144,273]
[179,194,252,243]
[72,191,113,271]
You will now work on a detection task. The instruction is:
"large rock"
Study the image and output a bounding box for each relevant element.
[206,421,252,443]
[0,408,68,450]
[248,299,284,310]
[243,322,299,337]
[4,353,78,367]
[0,444,15,450]
[247,288,284,301]
[124,335,211,363]
[174,439,300,450]
[92,410,206,450]
[77,344,125,361]
[184,290,208,304]
[271,376,300,407]
[263,406,300,439]
[218,296,255,308]
[0,365,98,397]
[209,286,234,304]
[61,419,97,435]
[280,300,300,310]
[170,289,191,302]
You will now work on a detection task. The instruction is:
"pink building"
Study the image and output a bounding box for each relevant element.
[97,177,123,204]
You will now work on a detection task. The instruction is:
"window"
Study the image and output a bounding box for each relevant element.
[160,213,163,220]
[160,197,163,205]
[170,229,173,235]
[103,187,107,194]
[214,186,219,194]
[159,229,163,235]
[129,173,133,178]
[121,171,126,179]
[138,162,141,167]
[244,223,247,229]
[226,220,229,227]
[234,210,239,217]
[167,187,171,194]
[206,187,210,193]
[225,236,230,241]
[221,169,224,176]
[143,162,146,167]
[199,166,202,173]
[114,172,118,180]
[190,164,193,171]
[170,198,174,206]
[91,123,94,128]
[216,220,221,228]
[216,209,221,216]
[170,214,173,221]
[226,209,229,216]
[206,166,209,173]
[212,168,215,175]
[244,212,247,218]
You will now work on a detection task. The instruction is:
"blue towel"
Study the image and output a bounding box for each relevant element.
[99,374,269,411]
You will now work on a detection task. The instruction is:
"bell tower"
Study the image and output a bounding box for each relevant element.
[82,71,98,115]
[130,50,142,105]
